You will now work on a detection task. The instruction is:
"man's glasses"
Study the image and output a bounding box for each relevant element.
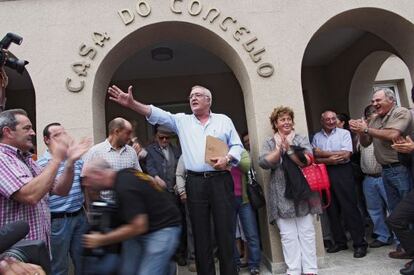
[188,93,207,100]
[158,136,170,140]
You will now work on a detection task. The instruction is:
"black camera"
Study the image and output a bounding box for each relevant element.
[2,240,51,274]
[83,201,120,256]
[0,33,29,74]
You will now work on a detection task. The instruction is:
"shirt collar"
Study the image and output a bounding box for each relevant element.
[322,127,337,137]
[104,139,126,153]
[192,111,213,125]
[381,105,396,123]
[0,143,33,159]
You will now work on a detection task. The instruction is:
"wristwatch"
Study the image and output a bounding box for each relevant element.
[225,155,232,166]
[363,128,369,135]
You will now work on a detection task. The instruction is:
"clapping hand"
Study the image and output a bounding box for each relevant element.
[349,118,367,134]
[67,137,92,162]
[391,136,414,154]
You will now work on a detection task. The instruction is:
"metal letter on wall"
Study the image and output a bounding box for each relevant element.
[233,26,250,41]
[257,63,274,78]
[249,48,265,63]
[136,0,151,17]
[170,0,183,14]
[71,62,90,77]
[79,44,97,60]
[202,7,220,23]
[188,0,202,16]
[117,9,135,25]
[66,78,85,93]
[92,32,110,47]
[219,16,237,31]
[242,36,258,52]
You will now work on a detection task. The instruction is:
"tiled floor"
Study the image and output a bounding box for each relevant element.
[177,245,408,275]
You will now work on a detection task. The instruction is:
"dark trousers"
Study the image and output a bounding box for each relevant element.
[326,163,367,248]
[387,189,414,256]
[186,172,237,275]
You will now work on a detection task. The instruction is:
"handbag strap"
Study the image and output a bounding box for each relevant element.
[247,167,257,185]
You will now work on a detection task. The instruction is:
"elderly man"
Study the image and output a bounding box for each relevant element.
[0,109,89,251]
[82,158,182,275]
[108,84,243,275]
[358,106,392,248]
[312,110,367,258]
[350,88,413,259]
[37,123,90,275]
[146,125,181,193]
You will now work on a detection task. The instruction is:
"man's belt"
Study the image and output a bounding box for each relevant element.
[187,170,229,178]
[51,208,83,219]
[366,173,382,178]
[381,162,401,169]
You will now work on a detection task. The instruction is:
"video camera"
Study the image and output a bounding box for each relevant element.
[0,32,29,74]
[83,201,120,256]
[0,221,50,273]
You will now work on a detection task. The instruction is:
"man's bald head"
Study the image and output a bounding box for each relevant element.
[108,117,130,134]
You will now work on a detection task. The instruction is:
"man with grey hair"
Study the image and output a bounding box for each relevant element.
[350,87,414,259]
[82,158,181,275]
[0,109,90,251]
[108,84,243,275]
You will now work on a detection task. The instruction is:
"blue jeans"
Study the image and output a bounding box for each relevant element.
[82,253,119,275]
[135,226,181,275]
[50,212,88,275]
[382,165,412,212]
[233,197,261,270]
[362,176,391,243]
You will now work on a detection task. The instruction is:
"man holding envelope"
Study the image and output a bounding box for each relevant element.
[108,84,243,275]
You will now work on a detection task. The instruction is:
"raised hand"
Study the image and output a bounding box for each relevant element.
[49,138,68,163]
[108,85,135,108]
[67,137,92,162]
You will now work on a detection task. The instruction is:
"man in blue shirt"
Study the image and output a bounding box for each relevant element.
[108,84,243,275]
[312,111,367,258]
[37,123,91,275]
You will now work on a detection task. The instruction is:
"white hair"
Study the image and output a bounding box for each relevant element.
[373,87,396,103]
[191,85,213,106]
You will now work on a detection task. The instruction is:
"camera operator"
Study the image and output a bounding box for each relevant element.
[0,109,91,252]
[82,158,182,275]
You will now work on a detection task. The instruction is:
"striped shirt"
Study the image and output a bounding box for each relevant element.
[37,151,84,213]
[82,139,141,202]
[0,143,50,247]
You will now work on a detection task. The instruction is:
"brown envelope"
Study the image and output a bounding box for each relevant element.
[205,135,229,166]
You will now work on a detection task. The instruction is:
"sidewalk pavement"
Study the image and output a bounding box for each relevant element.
[177,245,409,275]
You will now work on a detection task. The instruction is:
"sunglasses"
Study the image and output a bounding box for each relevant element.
[158,135,170,140]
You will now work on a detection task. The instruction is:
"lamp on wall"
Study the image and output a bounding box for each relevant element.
[151,47,173,61]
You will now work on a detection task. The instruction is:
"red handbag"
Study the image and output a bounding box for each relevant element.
[300,155,331,208]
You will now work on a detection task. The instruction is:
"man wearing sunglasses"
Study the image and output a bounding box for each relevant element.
[146,125,181,192]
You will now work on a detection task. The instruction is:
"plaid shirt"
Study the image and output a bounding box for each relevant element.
[82,139,141,202]
[0,143,50,247]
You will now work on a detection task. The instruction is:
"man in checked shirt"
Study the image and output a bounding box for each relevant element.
[0,109,90,253]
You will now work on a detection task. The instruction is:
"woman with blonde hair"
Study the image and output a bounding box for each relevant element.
[259,106,321,275]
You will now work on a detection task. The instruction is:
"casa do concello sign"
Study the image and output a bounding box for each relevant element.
[65,0,275,93]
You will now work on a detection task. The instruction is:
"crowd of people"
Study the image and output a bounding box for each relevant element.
[0,57,414,275]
